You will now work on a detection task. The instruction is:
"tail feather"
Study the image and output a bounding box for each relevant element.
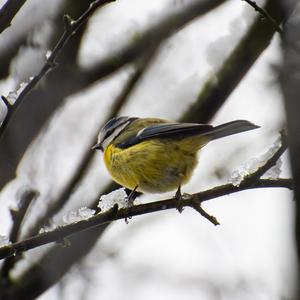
[204,120,259,140]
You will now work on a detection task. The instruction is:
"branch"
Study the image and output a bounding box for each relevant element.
[243,0,300,55]
[0,177,292,261]
[8,190,39,243]
[242,132,288,183]
[0,133,290,298]
[190,202,220,225]
[79,0,229,91]
[242,0,283,35]
[1,189,38,279]
[0,0,27,34]
[0,132,289,259]
[0,0,115,140]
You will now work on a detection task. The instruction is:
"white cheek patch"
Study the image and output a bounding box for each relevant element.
[101,121,131,149]
[101,135,114,150]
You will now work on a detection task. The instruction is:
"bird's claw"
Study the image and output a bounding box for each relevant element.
[175,186,184,213]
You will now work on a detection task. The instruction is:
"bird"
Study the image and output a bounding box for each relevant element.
[92,116,259,202]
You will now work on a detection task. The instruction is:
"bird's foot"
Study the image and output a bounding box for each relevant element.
[125,186,141,206]
[124,186,141,223]
[175,186,185,213]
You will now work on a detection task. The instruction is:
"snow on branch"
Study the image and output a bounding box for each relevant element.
[0,133,291,260]
[229,132,288,186]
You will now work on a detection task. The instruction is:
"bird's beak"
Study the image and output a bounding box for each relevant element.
[92,143,103,151]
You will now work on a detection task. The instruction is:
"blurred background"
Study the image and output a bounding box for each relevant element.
[0,0,298,299]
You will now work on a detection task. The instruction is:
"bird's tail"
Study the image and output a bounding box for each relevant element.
[204,120,259,141]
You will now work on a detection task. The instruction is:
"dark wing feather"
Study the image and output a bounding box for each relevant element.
[117,123,213,148]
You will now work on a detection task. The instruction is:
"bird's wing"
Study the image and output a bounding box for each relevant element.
[117,123,213,148]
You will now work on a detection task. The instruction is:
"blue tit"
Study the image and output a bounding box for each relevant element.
[92,117,259,198]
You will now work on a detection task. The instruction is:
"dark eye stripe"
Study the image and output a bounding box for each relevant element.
[100,117,138,144]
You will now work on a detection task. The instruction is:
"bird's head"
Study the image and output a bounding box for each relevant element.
[92,116,137,151]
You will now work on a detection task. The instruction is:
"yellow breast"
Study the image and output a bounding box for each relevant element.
[104,143,140,191]
[103,137,206,193]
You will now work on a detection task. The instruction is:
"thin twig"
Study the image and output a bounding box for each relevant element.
[8,190,39,243]
[189,202,220,225]
[0,178,292,261]
[0,0,115,140]
[242,0,283,35]
[242,0,300,55]
[1,96,12,111]
[0,0,27,34]
[1,189,39,278]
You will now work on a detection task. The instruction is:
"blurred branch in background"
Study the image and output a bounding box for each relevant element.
[0,0,95,187]
[0,0,91,80]
[0,0,27,34]
[0,189,39,280]
[280,0,300,298]
[0,0,115,140]
[79,0,229,88]
[181,0,283,123]
[0,0,114,190]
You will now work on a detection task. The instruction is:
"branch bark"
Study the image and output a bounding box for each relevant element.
[0,178,292,261]
[242,0,283,35]
[0,189,38,280]
[0,0,27,34]
[0,132,291,260]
